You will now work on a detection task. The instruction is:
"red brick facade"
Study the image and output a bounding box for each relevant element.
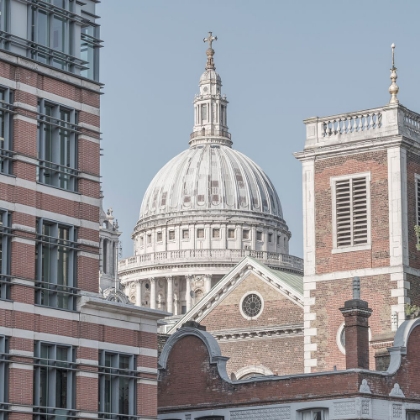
[0,25,162,420]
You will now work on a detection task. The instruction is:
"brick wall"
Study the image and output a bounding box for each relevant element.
[200,272,303,376]
[310,275,395,372]
[314,150,389,274]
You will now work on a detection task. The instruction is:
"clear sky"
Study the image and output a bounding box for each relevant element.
[97,0,420,258]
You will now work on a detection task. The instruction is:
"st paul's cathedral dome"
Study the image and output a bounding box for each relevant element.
[119,33,303,316]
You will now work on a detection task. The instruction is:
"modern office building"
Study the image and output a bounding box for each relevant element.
[0,1,166,419]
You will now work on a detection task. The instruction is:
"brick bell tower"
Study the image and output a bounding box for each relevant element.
[295,44,420,373]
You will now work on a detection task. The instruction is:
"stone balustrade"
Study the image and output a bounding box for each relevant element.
[302,104,420,151]
[119,249,303,273]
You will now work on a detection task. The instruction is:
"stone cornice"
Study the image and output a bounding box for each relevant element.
[213,324,304,342]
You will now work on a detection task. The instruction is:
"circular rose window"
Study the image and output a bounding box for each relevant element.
[242,293,262,318]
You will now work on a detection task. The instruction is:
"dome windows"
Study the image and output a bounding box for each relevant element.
[256,231,263,241]
[228,229,235,239]
[197,229,204,239]
[168,231,175,241]
[182,229,189,240]
[156,232,162,242]
[268,233,273,242]
[212,228,220,239]
[243,229,250,240]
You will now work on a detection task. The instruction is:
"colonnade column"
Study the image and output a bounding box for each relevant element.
[150,277,156,309]
[167,276,173,314]
[204,274,212,294]
[135,280,142,307]
[185,275,192,312]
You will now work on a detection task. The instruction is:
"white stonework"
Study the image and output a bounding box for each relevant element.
[119,45,302,314]
[295,102,420,371]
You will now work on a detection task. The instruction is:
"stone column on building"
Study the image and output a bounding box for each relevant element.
[150,277,156,309]
[185,275,192,312]
[339,277,373,370]
[204,274,212,294]
[135,280,142,307]
[167,276,173,314]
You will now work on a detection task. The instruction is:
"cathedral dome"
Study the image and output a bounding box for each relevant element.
[139,144,283,221]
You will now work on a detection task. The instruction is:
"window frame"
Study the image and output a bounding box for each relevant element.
[0,86,13,175]
[331,172,371,254]
[98,350,137,419]
[182,229,189,240]
[197,228,205,239]
[168,230,175,241]
[37,99,79,192]
[0,335,9,420]
[299,408,329,420]
[0,210,11,301]
[227,228,235,239]
[33,341,75,420]
[242,229,250,240]
[35,218,78,311]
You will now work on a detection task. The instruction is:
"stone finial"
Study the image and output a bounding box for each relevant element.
[359,379,372,394]
[389,43,399,104]
[389,383,405,398]
[353,276,361,299]
[203,32,217,70]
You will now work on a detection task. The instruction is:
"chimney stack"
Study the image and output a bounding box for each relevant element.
[339,277,372,369]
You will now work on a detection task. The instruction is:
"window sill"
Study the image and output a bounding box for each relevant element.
[332,243,371,254]
[37,181,80,195]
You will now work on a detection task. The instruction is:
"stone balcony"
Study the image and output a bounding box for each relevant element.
[297,103,420,158]
[119,249,303,275]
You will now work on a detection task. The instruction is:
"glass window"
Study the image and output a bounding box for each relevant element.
[0,87,13,175]
[301,409,328,420]
[0,335,8,420]
[0,0,9,35]
[99,351,136,418]
[228,229,235,239]
[256,231,262,241]
[33,342,75,420]
[242,229,250,240]
[30,2,70,69]
[147,234,151,244]
[80,23,101,81]
[168,231,175,241]
[277,235,280,245]
[182,230,189,240]
[37,99,78,192]
[268,233,273,242]
[0,210,11,300]
[197,229,204,239]
[212,228,220,239]
[157,232,162,242]
[35,219,77,311]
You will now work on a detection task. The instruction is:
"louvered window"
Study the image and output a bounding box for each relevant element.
[335,176,369,248]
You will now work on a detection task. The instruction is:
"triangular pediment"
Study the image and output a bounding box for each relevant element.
[168,257,303,334]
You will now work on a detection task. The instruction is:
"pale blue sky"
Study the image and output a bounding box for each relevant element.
[97,0,420,258]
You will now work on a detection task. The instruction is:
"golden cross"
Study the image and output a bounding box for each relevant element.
[203,32,217,49]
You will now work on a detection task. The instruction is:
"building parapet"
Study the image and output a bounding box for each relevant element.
[300,103,420,154]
